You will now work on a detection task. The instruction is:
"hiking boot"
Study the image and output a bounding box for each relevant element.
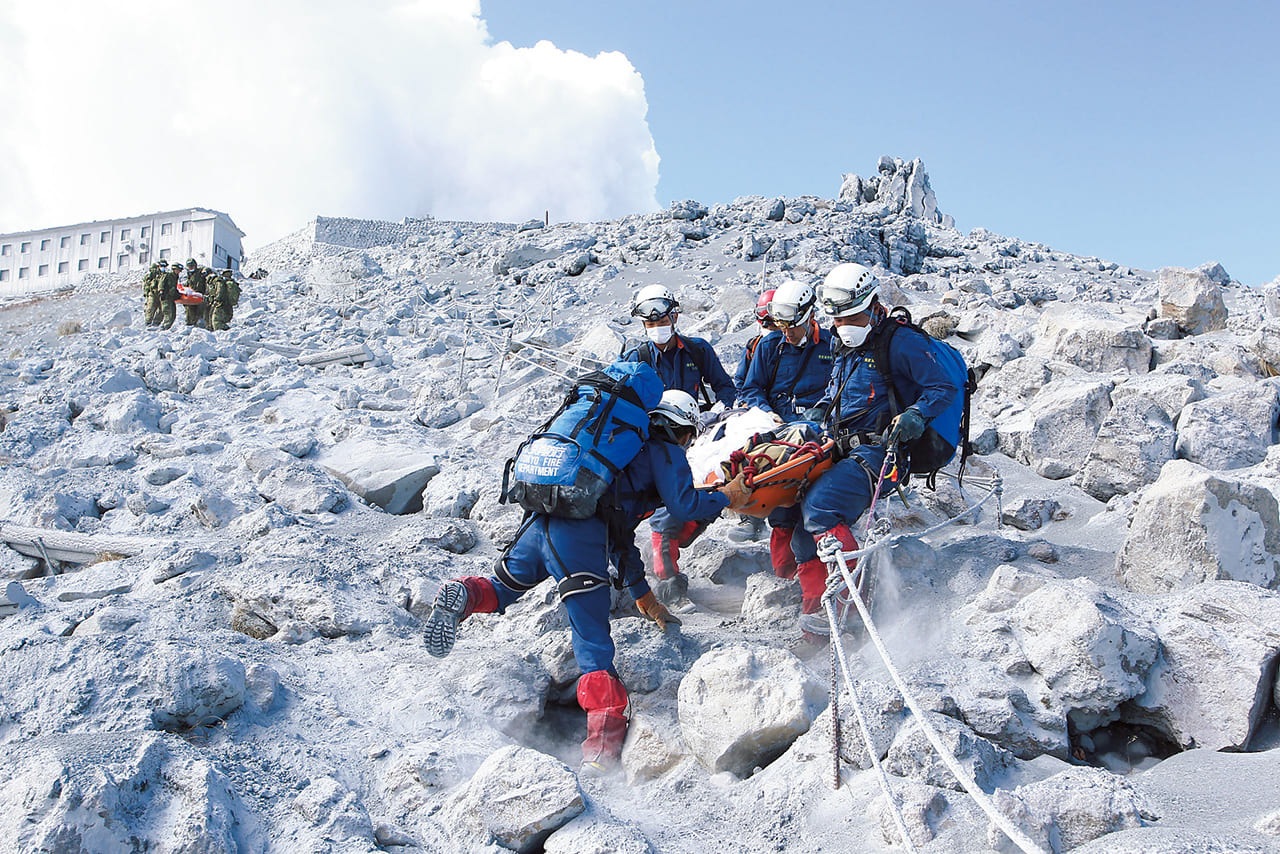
[425,580,469,658]
[655,572,689,606]
[727,515,765,543]
[578,759,619,779]
[789,630,829,660]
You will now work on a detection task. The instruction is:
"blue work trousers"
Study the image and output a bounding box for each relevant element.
[792,448,883,562]
[489,515,617,676]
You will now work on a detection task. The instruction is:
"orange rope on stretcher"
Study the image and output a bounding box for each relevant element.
[725,437,825,489]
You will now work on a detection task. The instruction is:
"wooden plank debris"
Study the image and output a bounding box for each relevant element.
[296,343,374,368]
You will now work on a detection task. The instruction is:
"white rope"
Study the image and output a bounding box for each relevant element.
[817,471,1047,854]
[824,594,919,853]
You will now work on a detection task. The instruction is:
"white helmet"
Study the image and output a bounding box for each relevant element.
[631,284,679,321]
[649,389,700,442]
[768,279,816,328]
[819,263,879,317]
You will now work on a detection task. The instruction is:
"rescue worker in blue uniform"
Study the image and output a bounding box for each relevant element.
[731,288,779,393]
[727,287,780,543]
[623,285,737,602]
[737,279,837,584]
[737,279,834,423]
[423,390,750,775]
[790,263,964,648]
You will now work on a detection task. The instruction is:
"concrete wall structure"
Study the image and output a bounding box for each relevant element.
[0,207,244,297]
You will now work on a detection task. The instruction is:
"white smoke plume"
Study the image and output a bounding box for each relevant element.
[0,0,660,247]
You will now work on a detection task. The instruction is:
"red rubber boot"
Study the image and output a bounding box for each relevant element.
[578,670,630,775]
[769,526,798,580]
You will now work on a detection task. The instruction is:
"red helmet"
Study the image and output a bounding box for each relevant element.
[755,288,777,324]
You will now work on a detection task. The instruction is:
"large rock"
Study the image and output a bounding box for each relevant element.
[1127,582,1280,750]
[148,645,246,732]
[575,322,625,365]
[620,714,684,784]
[440,745,583,854]
[255,462,348,514]
[1157,267,1228,335]
[1109,370,1206,420]
[1075,396,1177,501]
[988,766,1151,853]
[840,156,944,224]
[314,437,440,514]
[677,645,825,778]
[1116,460,1280,594]
[1174,380,1280,470]
[293,775,376,847]
[997,376,1114,478]
[1029,303,1152,374]
[883,711,1016,792]
[959,571,1158,732]
[0,734,245,853]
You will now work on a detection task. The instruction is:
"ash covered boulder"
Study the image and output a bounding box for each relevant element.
[840,155,946,224]
[620,714,684,784]
[1174,380,1280,471]
[314,437,440,514]
[997,376,1114,479]
[440,745,583,854]
[1157,267,1228,335]
[884,711,1016,792]
[1116,459,1280,594]
[1075,395,1178,501]
[575,322,625,365]
[959,573,1158,733]
[0,734,245,854]
[988,765,1151,853]
[293,775,376,848]
[1127,581,1280,750]
[1029,303,1152,374]
[1109,370,1206,420]
[677,644,825,778]
[148,645,246,732]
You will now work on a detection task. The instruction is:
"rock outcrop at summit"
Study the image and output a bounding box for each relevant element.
[840,155,951,227]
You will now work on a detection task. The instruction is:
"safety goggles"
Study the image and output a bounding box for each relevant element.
[769,303,812,329]
[820,285,873,317]
[631,296,677,321]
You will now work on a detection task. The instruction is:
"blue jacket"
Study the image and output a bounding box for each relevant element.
[732,330,781,393]
[817,320,963,445]
[608,440,730,592]
[625,335,736,409]
[737,323,835,422]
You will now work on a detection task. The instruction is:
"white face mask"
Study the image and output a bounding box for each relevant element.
[646,323,675,345]
[837,323,871,349]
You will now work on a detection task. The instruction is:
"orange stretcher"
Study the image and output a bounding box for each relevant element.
[702,424,835,518]
[176,286,204,306]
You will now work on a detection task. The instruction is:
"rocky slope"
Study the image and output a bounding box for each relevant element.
[1,157,1279,853]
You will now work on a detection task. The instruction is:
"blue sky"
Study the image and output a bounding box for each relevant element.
[1,1,1274,287]
[482,1,1280,285]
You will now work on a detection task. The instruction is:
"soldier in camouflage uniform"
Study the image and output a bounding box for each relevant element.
[183,259,208,327]
[159,261,180,330]
[143,261,163,327]
[209,269,241,330]
[203,267,220,327]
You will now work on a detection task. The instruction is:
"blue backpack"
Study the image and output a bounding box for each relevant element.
[501,360,664,519]
[871,307,977,487]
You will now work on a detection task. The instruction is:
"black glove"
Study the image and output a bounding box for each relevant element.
[800,406,827,425]
[883,407,926,445]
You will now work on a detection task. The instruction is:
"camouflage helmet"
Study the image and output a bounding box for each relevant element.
[158,259,169,266]
[186,258,197,269]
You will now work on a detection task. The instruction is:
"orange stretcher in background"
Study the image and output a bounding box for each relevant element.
[701,424,835,518]
[176,286,204,306]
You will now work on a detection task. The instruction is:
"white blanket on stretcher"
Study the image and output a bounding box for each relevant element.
[686,407,779,485]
